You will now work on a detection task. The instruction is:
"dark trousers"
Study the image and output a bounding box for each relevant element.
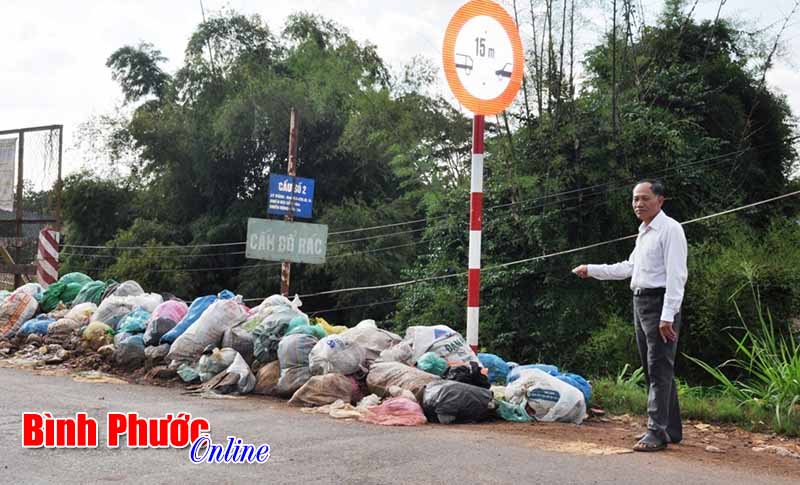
[633,292,682,443]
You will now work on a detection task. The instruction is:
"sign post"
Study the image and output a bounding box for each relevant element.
[281,108,299,296]
[443,0,524,352]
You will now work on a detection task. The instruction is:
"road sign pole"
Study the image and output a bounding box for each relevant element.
[280,107,298,296]
[467,115,484,353]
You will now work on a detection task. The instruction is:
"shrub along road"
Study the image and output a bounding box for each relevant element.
[0,367,797,484]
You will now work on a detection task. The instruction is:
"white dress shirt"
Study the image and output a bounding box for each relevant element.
[587,210,688,322]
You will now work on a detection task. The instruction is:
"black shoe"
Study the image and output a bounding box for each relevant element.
[635,431,680,444]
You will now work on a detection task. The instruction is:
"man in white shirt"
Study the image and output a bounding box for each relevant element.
[573,180,688,452]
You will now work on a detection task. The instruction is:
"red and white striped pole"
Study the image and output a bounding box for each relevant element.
[467,115,484,353]
[36,228,59,288]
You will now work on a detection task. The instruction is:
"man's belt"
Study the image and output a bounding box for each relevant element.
[633,287,666,296]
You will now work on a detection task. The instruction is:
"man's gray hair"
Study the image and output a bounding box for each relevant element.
[636,179,665,197]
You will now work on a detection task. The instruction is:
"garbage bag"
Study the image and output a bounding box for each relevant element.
[444,361,490,389]
[111,280,144,297]
[216,352,255,394]
[113,334,145,369]
[244,294,305,332]
[71,281,108,306]
[253,361,281,396]
[48,318,82,335]
[144,343,170,367]
[150,300,189,324]
[0,290,9,304]
[11,282,43,300]
[285,324,326,340]
[143,318,178,347]
[308,335,365,376]
[360,397,428,426]
[114,331,133,346]
[65,303,97,325]
[161,291,233,344]
[93,293,162,330]
[117,308,150,334]
[495,399,534,423]
[556,373,592,404]
[339,320,401,369]
[366,362,441,404]
[422,380,493,424]
[403,325,480,365]
[197,347,238,382]
[252,319,288,364]
[178,363,201,383]
[505,368,586,424]
[82,321,113,349]
[478,353,510,384]
[40,282,67,313]
[59,272,93,287]
[313,317,348,335]
[18,316,55,336]
[277,367,312,398]
[278,334,318,370]
[0,292,39,337]
[285,314,311,335]
[377,342,414,365]
[289,373,355,407]
[417,352,447,376]
[507,364,559,383]
[166,299,247,364]
[222,324,255,365]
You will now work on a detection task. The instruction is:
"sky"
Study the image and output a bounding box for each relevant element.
[1,0,799,189]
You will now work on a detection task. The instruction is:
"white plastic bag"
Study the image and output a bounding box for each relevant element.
[505,368,586,424]
[340,322,401,369]
[403,325,480,365]
[167,299,247,364]
[309,335,366,376]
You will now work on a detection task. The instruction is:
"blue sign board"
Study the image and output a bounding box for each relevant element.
[267,175,315,218]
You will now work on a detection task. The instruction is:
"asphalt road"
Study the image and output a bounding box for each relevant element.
[0,367,795,485]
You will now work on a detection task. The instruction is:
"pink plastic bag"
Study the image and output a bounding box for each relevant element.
[360,397,427,426]
[150,300,189,323]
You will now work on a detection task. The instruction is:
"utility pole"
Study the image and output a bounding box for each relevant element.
[280,108,298,296]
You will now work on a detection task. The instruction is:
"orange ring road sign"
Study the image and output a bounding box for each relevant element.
[443,0,524,115]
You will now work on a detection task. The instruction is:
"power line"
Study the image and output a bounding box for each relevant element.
[59,136,798,254]
[283,189,800,300]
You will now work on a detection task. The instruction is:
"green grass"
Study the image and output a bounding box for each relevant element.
[683,280,800,436]
[592,376,797,436]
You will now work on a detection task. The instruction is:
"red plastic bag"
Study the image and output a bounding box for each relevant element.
[360,397,427,426]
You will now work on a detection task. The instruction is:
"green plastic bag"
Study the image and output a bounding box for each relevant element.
[285,314,311,335]
[40,282,67,313]
[71,281,108,306]
[58,272,92,286]
[417,352,447,376]
[61,282,85,305]
[117,308,151,334]
[495,399,534,422]
[285,324,326,340]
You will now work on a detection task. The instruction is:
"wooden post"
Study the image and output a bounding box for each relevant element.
[280,108,298,296]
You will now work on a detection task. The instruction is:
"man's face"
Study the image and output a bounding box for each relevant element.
[632,183,664,223]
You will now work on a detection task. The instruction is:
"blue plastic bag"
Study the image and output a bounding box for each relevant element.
[507,364,560,383]
[18,316,55,336]
[557,373,592,403]
[478,353,510,384]
[160,290,234,344]
[117,308,151,334]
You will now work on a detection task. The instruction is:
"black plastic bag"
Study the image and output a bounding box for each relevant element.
[422,380,493,424]
[444,362,490,389]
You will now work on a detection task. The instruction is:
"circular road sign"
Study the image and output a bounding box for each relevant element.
[443,0,524,115]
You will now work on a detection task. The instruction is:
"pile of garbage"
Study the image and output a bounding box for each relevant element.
[0,276,591,426]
